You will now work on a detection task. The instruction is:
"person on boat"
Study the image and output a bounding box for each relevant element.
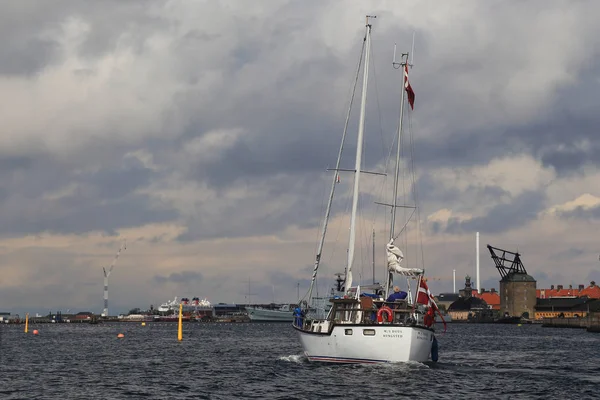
[293,306,303,327]
[386,286,408,303]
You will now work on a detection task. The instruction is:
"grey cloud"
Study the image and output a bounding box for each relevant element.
[0,247,99,312]
[0,155,33,171]
[0,37,60,76]
[553,247,586,261]
[73,2,170,59]
[0,2,65,76]
[0,154,178,237]
[244,271,313,303]
[73,158,154,201]
[40,194,177,235]
[176,174,330,241]
[557,204,600,220]
[586,269,600,284]
[478,277,502,292]
[533,270,567,289]
[0,1,169,76]
[445,190,546,234]
[153,271,204,285]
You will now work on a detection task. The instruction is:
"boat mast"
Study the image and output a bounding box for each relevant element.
[385,48,409,300]
[372,228,376,284]
[304,23,367,305]
[345,15,374,294]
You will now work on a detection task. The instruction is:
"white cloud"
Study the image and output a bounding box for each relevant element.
[183,128,244,164]
[542,193,600,216]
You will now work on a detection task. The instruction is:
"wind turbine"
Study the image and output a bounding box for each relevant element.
[102,239,126,317]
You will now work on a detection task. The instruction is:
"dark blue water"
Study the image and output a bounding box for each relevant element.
[1,322,598,399]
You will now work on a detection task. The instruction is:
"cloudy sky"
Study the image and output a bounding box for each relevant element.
[1,0,599,315]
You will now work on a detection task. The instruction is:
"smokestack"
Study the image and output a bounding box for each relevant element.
[453,269,456,294]
[476,232,480,294]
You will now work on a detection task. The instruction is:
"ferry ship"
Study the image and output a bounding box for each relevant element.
[157,297,215,319]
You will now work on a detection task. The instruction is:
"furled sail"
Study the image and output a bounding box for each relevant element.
[386,239,423,276]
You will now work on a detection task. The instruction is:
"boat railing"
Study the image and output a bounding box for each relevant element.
[297,306,426,333]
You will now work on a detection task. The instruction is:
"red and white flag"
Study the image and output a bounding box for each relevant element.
[404,64,415,110]
[416,278,437,309]
[417,278,446,332]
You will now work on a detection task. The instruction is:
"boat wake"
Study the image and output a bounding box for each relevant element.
[278,354,305,363]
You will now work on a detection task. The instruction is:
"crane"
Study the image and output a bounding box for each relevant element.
[102,239,126,317]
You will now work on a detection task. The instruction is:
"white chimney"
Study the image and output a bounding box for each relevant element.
[453,269,456,294]
[476,232,480,294]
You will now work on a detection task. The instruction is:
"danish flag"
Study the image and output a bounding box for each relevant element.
[404,64,415,110]
[417,278,446,332]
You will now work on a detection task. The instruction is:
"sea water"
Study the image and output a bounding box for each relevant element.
[1,322,598,399]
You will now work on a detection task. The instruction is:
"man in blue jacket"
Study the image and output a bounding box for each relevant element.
[293,306,303,327]
[386,286,407,303]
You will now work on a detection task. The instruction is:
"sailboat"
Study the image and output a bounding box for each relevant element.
[293,16,444,364]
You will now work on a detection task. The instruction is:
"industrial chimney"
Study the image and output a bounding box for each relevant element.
[476,232,480,294]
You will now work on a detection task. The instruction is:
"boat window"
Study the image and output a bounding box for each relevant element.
[363,329,376,336]
[345,329,353,335]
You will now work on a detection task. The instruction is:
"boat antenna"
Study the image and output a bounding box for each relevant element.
[410,32,415,66]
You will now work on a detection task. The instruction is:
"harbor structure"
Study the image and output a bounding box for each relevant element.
[102,240,126,317]
[488,245,537,319]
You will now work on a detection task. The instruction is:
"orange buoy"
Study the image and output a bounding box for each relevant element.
[32,329,39,335]
[117,333,125,338]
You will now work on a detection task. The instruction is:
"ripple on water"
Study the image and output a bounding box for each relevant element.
[0,322,598,399]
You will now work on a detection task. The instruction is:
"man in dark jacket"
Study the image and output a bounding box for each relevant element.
[386,286,407,302]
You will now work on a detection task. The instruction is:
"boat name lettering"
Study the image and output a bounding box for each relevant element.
[383,329,403,338]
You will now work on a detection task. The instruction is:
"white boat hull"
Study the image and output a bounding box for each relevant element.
[246,307,293,322]
[295,324,434,363]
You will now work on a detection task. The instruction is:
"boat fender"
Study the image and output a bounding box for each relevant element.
[376,306,393,323]
[431,335,439,362]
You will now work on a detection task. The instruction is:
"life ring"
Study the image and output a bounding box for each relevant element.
[377,306,393,323]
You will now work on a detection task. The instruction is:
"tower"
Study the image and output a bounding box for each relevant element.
[487,245,536,318]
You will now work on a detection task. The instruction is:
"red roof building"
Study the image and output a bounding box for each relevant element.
[536,281,599,299]
[472,289,501,310]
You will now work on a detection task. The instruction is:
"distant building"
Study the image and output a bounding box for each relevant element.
[447,276,496,321]
[74,312,94,321]
[435,293,460,312]
[448,296,490,321]
[458,275,475,298]
[536,281,600,299]
[535,298,600,320]
[500,272,536,319]
[487,245,537,319]
[473,288,501,311]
